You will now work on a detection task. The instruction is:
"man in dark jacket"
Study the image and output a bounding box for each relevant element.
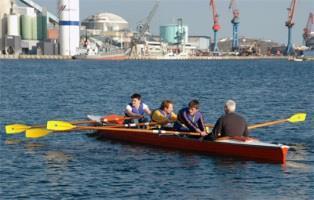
[211,100,249,140]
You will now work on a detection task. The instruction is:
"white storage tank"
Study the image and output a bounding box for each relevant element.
[59,0,80,56]
[0,0,12,39]
[7,14,20,36]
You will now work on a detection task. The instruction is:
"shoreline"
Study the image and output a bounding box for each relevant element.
[0,54,312,61]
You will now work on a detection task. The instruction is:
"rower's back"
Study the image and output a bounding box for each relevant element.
[219,112,248,137]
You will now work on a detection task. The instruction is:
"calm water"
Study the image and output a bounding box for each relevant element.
[0,59,313,199]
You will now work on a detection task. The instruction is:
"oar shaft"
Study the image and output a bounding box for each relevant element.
[72,120,96,125]
[74,125,201,136]
[248,119,288,130]
[106,122,157,128]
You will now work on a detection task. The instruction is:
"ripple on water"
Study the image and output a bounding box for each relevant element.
[0,60,313,199]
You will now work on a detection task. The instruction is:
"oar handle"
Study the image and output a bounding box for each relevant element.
[205,123,214,128]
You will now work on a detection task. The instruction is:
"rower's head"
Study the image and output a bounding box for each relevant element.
[160,100,174,114]
[224,99,236,114]
[131,93,141,107]
[188,99,200,116]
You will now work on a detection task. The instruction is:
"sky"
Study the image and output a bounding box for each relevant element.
[29,0,313,45]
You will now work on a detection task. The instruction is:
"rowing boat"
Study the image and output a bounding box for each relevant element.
[87,115,289,164]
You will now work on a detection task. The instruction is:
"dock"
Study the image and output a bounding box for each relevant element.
[0,54,72,60]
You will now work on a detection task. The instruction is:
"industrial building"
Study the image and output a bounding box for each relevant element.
[79,12,132,58]
[188,36,211,50]
[0,0,79,57]
[82,12,129,34]
[160,24,188,44]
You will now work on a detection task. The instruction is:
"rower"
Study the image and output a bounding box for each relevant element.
[151,100,177,130]
[174,100,207,136]
[211,99,249,140]
[124,93,151,124]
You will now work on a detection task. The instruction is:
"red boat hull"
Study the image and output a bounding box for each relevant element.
[95,128,289,164]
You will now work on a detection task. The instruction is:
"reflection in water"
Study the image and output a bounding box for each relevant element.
[288,144,309,161]
[286,161,312,172]
[44,151,72,164]
[23,142,45,155]
[4,138,23,145]
[44,151,73,189]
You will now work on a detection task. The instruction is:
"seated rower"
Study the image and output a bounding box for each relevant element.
[124,93,151,124]
[151,100,177,130]
[174,100,207,136]
[211,100,249,140]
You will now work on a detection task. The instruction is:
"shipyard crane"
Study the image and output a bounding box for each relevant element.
[209,0,220,54]
[175,18,185,44]
[229,0,240,52]
[285,0,297,55]
[303,12,314,45]
[130,0,159,56]
[136,0,159,42]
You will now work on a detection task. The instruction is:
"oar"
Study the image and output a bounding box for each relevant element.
[46,120,200,136]
[5,124,44,134]
[8,113,137,134]
[25,121,158,139]
[5,120,96,135]
[26,128,52,139]
[24,115,149,138]
[25,120,199,138]
[248,113,306,130]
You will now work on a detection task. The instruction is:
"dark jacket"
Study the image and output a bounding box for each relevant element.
[211,112,249,139]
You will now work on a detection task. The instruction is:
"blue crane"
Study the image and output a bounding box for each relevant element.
[229,0,239,52]
[285,0,297,55]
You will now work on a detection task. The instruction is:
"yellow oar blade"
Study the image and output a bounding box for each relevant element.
[47,121,76,131]
[26,128,51,138]
[5,124,31,134]
[287,113,307,123]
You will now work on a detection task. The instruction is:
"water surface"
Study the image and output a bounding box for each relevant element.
[0,59,313,199]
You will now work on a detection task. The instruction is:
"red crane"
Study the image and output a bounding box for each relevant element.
[285,0,297,55]
[303,12,314,42]
[209,0,220,53]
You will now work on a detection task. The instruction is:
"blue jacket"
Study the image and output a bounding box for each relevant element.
[174,107,205,132]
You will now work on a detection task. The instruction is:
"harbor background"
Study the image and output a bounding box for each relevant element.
[0,60,313,199]
[0,0,313,60]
